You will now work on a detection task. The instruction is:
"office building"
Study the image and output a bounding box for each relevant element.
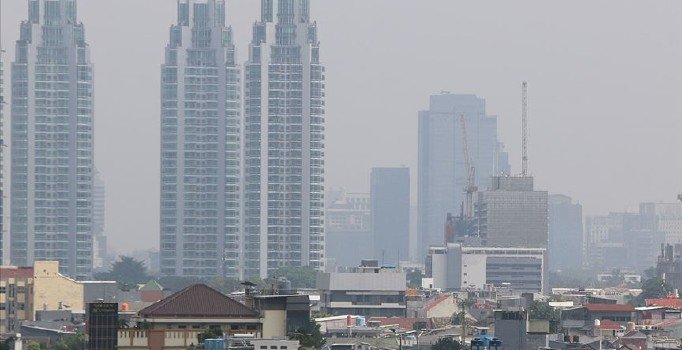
[640,202,682,244]
[548,194,583,270]
[427,243,547,293]
[243,0,325,278]
[0,42,4,265]
[418,93,509,259]
[11,0,95,279]
[87,302,118,350]
[317,260,407,317]
[584,212,664,272]
[370,167,410,265]
[325,191,372,267]
[159,0,242,278]
[92,169,107,270]
[476,176,548,249]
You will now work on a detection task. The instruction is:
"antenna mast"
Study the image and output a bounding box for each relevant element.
[521,81,528,177]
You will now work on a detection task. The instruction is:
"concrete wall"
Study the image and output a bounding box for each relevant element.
[262,309,286,339]
[33,261,84,314]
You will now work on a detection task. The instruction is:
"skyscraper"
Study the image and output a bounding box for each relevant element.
[370,168,410,265]
[0,40,4,265]
[548,194,583,270]
[92,169,106,270]
[11,0,94,279]
[244,0,325,278]
[476,176,548,249]
[160,0,241,278]
[418,93,509,259]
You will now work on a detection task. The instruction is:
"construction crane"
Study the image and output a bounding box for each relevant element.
[460,114,477,219]
[521,81,529,177]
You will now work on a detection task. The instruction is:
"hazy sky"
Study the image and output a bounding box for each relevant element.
[2,1,682,253]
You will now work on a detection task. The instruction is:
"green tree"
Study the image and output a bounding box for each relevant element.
[268,266,318,289]
[431,337,464,350]
[27,341,41,350]
[290,319,326,350]
[631,277,674,306]
[406,269,423,289]
[51,334,85,350]
[528,301,561,332]
[94,256,150,287]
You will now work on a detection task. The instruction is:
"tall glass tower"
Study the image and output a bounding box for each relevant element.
[244,0,325,278]
[11,0,94,279]
[160,0,241,278]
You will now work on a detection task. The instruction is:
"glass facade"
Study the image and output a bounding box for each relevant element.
[417,94,508,260]
[11,0,94,280]
[244,0,325,278]
[160,0,242,278]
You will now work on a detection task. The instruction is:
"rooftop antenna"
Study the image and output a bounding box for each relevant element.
[521,81,529,177]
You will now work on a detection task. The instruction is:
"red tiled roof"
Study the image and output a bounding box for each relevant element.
[0,267,34,279]
[139,284,259,318]
[645,298,682,309]
[584,304,634,312]
[597,320,623,330]
[424,295,450,313]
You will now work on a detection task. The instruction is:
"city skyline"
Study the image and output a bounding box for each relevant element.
[2,1,682,254]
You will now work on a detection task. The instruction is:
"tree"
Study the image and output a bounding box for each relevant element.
[94,256,150,287]
[27,341,41,350]
[528,301,561,332]
[431,337,464,350]
[51,334,85,350]
[268,266,318,289]
[631,277,674,306]
[406,269,423,289]
[290,319,326,350]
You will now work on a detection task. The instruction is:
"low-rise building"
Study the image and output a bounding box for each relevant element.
[119,284,263,350]
[317,261,407,317]
[428,243,547,293]
[561,304,635,331]
[1,261,85,336]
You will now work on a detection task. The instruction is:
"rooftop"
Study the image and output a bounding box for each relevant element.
[584,304,634,312]
[139,284,259,319]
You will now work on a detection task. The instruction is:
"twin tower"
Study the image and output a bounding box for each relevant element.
[9,0,325,280]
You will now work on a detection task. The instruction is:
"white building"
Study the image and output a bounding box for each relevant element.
[428,243,547,293]
[243,0,325,278]
[11,0,95,279]
[317,262,407,318]
[159,0,242,278]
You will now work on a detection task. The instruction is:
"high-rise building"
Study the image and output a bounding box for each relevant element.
[243,0,325,278]
[418,93,509,259]
[476,176,548,249]
[640,203,682,244]
[325,191,371,267]
[11,0,95,279]
[0,41,5,265]
[370,168,410,265]
[584,210,665,273]
[160,0,241,278]
[548,194,583,270]
[92,169,106,270]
